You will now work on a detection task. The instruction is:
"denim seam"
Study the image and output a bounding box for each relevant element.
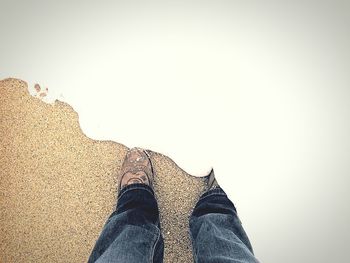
[118,184,154,200]
[150,227,161,263]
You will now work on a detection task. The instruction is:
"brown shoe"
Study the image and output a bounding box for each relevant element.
[118,147,154,191]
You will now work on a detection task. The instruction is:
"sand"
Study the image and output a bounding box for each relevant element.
[0,78,207,262]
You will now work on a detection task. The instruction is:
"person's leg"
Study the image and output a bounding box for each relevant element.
[88,183,164,263]
[88,148,164,263]
[190,171,259,263]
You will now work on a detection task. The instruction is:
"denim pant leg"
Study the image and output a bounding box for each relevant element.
[88,183,164,263]
[190,187,259,263]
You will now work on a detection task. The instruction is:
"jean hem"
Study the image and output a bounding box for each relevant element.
[118,183,155,200]
[199,187,227,200]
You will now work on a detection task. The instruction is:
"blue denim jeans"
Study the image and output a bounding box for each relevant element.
[88,184,259,263]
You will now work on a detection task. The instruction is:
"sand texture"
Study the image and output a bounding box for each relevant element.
[0,78,207,262]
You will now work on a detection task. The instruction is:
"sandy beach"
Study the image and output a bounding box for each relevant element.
[0,78,207,262]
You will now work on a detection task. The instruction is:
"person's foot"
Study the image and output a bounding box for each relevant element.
[118,147,154,191]
[207,169,219,190]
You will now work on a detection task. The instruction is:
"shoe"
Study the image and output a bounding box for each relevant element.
[118,147,154,191]
[207,169,219,190]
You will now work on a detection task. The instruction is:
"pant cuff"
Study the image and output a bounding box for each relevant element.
[118,183,155,199]
[199,186,227,200]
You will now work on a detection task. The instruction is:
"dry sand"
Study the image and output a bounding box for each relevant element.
[0,78,207,262]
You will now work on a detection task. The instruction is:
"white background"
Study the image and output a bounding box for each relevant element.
[1,1,350,262]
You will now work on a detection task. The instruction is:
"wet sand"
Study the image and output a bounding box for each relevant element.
[0,78,206,262]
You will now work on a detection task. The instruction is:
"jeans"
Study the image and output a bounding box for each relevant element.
[88,183,259,263]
